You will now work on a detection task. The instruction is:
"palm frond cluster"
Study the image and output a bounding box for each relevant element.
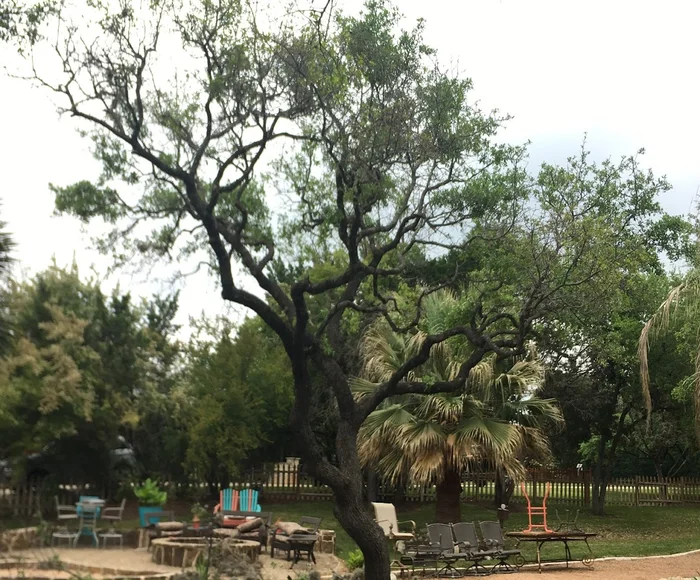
[353,291,562,487]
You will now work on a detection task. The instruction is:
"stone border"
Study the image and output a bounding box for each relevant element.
[150,537,260,567]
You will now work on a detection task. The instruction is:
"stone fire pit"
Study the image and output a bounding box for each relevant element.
[150,537,260,567]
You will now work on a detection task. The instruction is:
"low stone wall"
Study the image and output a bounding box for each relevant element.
[0,527,40,552]
[151,537,260,567]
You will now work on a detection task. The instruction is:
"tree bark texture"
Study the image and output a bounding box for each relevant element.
[435,467,462,523]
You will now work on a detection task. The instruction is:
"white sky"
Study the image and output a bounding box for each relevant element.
[1,0,698,337]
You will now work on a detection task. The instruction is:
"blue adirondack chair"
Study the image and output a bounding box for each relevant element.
[239,488,261,512]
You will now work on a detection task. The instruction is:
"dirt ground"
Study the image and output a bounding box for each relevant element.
[506,551,700,580]
[7,547,700,580]
[1,547,347,580]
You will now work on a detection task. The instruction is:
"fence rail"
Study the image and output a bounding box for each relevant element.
[4,464,700,517]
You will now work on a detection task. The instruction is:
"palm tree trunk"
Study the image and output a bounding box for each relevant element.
[435,467,462,523]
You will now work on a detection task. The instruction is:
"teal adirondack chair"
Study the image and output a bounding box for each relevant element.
[239,488,261,512]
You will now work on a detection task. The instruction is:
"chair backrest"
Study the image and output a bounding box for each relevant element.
[116,497,127,515]
[372,502,399,537]
[479,521,504,549]
[221,488,240,511]
[300,516,322,533]
[427,523,454,553]
[452,522,480,551]
[240,488,261,512]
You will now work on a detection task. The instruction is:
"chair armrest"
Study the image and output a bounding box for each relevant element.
[397,520,416,534]
[101,507,121,517]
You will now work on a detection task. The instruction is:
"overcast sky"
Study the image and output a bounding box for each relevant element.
[1,0,698,337]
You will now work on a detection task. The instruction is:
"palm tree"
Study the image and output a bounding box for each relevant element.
[639,268,700,438]
[353,291,562,523]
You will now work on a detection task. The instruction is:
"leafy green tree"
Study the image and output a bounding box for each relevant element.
[19,0,680,573]
[183,317,293,486]
[640,268,700,439]
[0,208,15,356]
[0,263,184,488]
[541,272,683,514]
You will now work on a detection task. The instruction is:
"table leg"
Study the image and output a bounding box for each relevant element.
[582,539,595,568]
[563,540,572,568]
[537,541,543,573]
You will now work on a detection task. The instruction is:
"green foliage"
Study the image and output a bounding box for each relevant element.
[183,317,294,480]
[134,478,167,507]
[346,548,365,570]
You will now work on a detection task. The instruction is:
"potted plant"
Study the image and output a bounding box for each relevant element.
[191,502,207,530]
[134,479,167,527]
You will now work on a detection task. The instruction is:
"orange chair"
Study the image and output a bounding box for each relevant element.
[520,481,553,533]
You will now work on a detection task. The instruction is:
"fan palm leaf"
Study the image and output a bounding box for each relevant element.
[639,270,700,438]
[354,289,561,489]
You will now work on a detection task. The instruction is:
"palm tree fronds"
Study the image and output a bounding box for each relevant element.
[349,376,380,397]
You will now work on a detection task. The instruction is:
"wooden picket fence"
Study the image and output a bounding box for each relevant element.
[5,465,700,518]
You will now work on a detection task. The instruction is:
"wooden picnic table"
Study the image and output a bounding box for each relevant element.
[505,531,597,573]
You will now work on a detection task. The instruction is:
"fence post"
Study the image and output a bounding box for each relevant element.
[295,465,301,501]
[680,476,686,503]
[584,470,591,507]
[634,476,640,506]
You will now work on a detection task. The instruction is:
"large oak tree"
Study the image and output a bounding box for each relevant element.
[16,0,677,574]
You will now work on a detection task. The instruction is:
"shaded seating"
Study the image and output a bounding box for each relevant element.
[52,498,79,547]
[299,516,322,533]
[372,502,416,569]
[452,522,499,576]
[271,519,317,560]
[240,488,261,512]
[371,502,416,541]
[99,498,126,549]
[480,521,522,573]
[426,523,461,578]
[219,510,273,549]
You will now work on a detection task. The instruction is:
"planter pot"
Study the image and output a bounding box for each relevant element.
[139,505,164,527]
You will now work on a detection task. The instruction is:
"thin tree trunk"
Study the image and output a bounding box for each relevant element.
[494,468,515,509]
[435,468,462,523]
[655,462,667,500]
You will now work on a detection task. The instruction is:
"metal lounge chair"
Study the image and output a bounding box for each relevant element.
[479,521,522,573]
[452,522,499,576]
[372,502,416,569]
[426,523,461,578]
[371,502,416,541]
[299,516,322,533]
